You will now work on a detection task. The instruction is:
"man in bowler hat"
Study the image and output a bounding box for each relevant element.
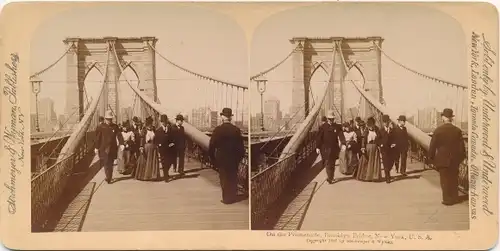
[94,110,125,184]
[209,108,245,204]
[394,115,410,175]
[156,114,176,182]
[428,108,466,205]
[379,114,397,183]
[171,114,187,175]
[315,110,346,184]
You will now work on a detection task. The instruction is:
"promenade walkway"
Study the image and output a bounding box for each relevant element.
[272,157,469,231]
[44,156,249,232]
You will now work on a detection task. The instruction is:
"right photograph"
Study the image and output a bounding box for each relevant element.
[250,3,469,231]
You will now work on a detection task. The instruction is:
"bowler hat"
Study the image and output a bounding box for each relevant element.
[382,114,390,122]
[175,114,184,121]
[104,110,113,119]
[220,108,233,117]
[441,108,454,118]
[132,116,140,123]
[397,115,406,122]
[355,116,362,122]
[358,120,366,126]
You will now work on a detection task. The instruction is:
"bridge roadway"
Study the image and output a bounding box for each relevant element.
[268,157,469,231]
[44,155,249,232]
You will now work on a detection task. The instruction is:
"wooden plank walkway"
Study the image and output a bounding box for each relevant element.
[51,156,249,232]
[276,157,469,231]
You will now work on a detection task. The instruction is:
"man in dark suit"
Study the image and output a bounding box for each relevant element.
[94,110,125,184]
[393,115,410,175]
[315,110,346,184]
[155,114,176,182]
[428,108,466,206]
[172,114,187,175]
[353,117,365,160]
[130,116,142,162]
[379,114,397,183]
[209,108,245,204]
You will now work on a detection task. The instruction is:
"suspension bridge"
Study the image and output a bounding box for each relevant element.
[250,37,469,230]
[30,37,249,232]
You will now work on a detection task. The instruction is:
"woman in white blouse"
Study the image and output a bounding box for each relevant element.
[355,117,382,182]
[117,123,135,174]
[339,123,359,175]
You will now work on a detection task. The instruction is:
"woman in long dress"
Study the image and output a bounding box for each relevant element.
[134,117,161,181]
[339,122,359,175]
[356,117,383,182]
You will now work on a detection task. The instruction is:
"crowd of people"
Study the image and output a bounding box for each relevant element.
[93,107,246,205]
[94,111,188,183]
[317,108,466,206]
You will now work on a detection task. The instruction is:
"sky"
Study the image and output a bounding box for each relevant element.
[250,3,468,121]
[30,3,248,118]
[29,3,469,123]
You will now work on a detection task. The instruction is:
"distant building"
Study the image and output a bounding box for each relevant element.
[190,107,211,129]
[264,98,282,131]
[37,98,57,132]
[209,111,218,129]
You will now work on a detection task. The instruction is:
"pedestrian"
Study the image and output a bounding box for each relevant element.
[209,108,245,204]
[315,110,346,184]
[428,108,466,206]
[94,110,125,184]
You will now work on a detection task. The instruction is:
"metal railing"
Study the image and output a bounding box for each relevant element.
[408,137,469,193]
[251,130,318,228]
[251,153,296,228]
[31,152,76,231]
[185,138,249,195]
[31,131,96,231]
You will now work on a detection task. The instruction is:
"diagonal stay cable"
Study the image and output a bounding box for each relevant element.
[258,82,316,151]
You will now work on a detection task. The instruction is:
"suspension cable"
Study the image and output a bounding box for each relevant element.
[250,43,300,81]
[374,43,467,90]
[149,44,247,90]
[30,46,72,79]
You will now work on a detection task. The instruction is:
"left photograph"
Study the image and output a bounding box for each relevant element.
[30,4,249,232]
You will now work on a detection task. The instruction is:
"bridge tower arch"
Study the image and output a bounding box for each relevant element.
[64,36,158,125]
[289,37,383,122]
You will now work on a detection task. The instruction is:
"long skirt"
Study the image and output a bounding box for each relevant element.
[356,143,382,181]
[134,143,161,181]
[339,148,359,175]
[117,149,135,174]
